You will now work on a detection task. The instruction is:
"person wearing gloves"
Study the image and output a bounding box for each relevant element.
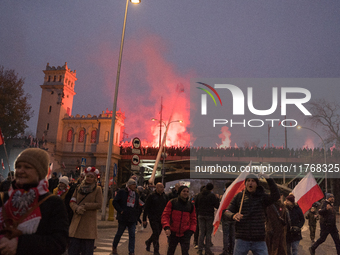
[0,148,68,255]
[68,167,102,255]
[161,185,197,255]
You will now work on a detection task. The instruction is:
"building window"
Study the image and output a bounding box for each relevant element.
[104,131,109,142]
[115,133,118,144]
[53,76,56,82]
[46,123,49,130]
[78,130,85,142]
[67,129,73,142]
[48,76,51,82]
[59,75,62,82]
[48,106,52,113]
[91,130,97,143]
[67,107,70,116]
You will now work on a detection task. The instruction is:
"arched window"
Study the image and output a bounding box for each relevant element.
[78,130,85,142]
[91,130,97,143]
[46,123,49,130]
[53,76,56,82]
[48,76,51,82]
[104,131,109,142]
[59,75,62,82]
[67,129,73,142]
[48,106,52,113]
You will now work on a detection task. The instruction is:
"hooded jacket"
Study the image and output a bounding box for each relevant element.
[225,178,280,241]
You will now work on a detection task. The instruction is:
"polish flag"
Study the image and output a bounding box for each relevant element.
[46,163,53,180]
[213,162,251,235]
[0,128,4,146]
[292,172,324,214]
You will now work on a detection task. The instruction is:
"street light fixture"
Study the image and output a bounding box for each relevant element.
[101,0,140,221]
[297,125,327,192]
[151,118,183,185]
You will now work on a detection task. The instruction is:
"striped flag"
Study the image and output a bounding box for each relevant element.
[292,172,324,214]
[213,162,252,235]
[46,163,53,180]
[0,128,4,146]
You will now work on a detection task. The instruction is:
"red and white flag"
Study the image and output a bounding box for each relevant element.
[213,162,252,235]
[292,172,324,214]
[46,163,53,180]
[62,162,66,169]
[1,159,4,170]
[0,128,4,146]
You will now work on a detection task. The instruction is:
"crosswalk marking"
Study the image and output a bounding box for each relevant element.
[95,232,131,254]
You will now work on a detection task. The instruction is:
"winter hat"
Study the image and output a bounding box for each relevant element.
[178,185,189,195]
[127,178,137,186]
[15,148,50,180]
[286,194,295,203]
[59,176,69,186]
[245,173,259,185]
[326,193,334,200]
[84,166,99,178]
[206,183,214,191]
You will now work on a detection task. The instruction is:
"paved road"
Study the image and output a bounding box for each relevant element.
[94,218,339,255]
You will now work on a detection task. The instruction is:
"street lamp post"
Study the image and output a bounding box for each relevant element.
[297,125,327,193]
[101,0,140,221]
[151,118,182,185]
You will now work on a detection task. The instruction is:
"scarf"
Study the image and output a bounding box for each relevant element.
[78,181,96,195]
[0,179,49,235]
[57,186,69,197]
[127,187,135,208]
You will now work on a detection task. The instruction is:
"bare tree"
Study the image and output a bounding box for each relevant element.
[307,99,340,146]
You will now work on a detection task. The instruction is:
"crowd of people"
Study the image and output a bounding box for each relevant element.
[0,147,338,255]
[121,145,340,159]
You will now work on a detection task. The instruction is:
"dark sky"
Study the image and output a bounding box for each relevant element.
[1,1,339,148]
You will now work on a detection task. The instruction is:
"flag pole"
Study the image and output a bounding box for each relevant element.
[1,140,12,179]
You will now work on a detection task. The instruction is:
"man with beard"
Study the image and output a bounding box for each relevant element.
[143,182,168,255]
[224,173,280,255]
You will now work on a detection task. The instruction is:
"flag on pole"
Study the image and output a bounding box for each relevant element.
[62,162,66,169]
[1,159,4,170]
[0,128,4,146]
[46,163,53,180]
[213,162,252,235]
[292,172,324,214]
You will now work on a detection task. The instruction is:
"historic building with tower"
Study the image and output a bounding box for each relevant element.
[36,62,125,179]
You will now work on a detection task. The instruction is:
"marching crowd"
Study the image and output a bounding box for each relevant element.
[0,147,338,255]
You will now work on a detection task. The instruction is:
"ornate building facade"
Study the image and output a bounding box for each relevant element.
[36,62,124,179]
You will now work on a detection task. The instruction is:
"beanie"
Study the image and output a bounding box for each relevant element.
[326,193,334,200]
[15,148,50,180]
[206,183,214,191]
[245,173,259,185]
[178,185,189,195]
[286,194,295,203]
[127,178,137,186]
[59,176,69,186]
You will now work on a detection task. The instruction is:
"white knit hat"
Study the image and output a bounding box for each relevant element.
[59,176,69,186]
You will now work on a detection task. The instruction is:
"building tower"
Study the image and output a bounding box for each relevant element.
[36,62,77,146]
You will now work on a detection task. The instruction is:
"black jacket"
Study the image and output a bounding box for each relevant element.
[319,200,337,228]
[143,191,168,222]
[195,188,220,217]
[225,178,280,241]
[112,187,140,223]
[286,204,305,243]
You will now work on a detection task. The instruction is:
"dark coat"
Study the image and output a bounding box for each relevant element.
[195,188,220,217]
[143,191,168,222]
[112,187,140,223]
[286,204,305,243]
[1,192,68,255]
[225,178,280,241]
[319,200,337,228]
